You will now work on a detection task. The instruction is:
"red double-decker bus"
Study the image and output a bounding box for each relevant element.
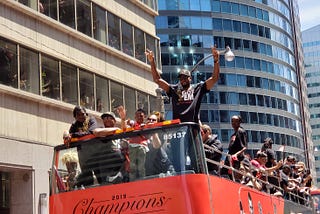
[49,120,313,213]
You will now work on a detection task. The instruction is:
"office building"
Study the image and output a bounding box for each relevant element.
[0,0,159,213]
[156,0,313,169]
[303,24,320,186]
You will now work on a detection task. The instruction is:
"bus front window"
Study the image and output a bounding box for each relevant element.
[51,123,206,193]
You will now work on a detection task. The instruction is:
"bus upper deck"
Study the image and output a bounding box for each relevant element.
[49,120,313,214]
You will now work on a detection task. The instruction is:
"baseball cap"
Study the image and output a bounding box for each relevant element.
[101,112,116,120]
[178,69,191,78]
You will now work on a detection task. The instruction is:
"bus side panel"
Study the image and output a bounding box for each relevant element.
[50,174,213,214]
[209,176,285,214]
[284,199,313,214]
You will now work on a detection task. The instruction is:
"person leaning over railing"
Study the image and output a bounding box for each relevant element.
[92,107,127,184]
[250,151,283,193]
[63,106,99,187]
[239,157,262,191]
[201,124,223,175]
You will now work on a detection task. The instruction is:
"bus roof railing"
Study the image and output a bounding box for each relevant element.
[204,144,311,208]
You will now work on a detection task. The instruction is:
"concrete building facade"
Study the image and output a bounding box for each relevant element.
[0,0,159,213]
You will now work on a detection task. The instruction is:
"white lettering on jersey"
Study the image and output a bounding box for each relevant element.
[181,89,194,101]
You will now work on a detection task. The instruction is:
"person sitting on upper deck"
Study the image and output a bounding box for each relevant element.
[201,124,223,175]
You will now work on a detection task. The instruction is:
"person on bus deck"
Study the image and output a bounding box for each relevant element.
[260,137,277,168]
[64,105,98,145]
[260,137,273,152]
[239,157,262,191]
[153,111,165,122]
[92,107,127,184]
[61,151,80,191]
[279,164,296,199]
[145,47,220,123]
[250,151,282,179]
[145,114,172,176]
[145,47,220,173]
[126,108,149,181]
[201,124,223,175]
[64,105,99,187]
[221,115,247,180]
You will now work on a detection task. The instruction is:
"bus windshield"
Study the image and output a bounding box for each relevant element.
[50,122,206,194]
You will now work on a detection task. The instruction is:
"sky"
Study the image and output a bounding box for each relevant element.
[299,0,320,31]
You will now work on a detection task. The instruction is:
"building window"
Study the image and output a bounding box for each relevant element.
[219,92,227,104]
[96,75,109,113]
[20,47,40,94]
[200,110,209,122]
[248,94,256,106]
[210,110,220,123]
[213,18,222,31]
[59,0,75,29]
[146,34,157,66]
[121,21,134,56]
[79,70,94,110]
[134,28,145,62]
[0,38,17,88]
[76,0,92,37]
[223,19,232,31]
[41,55,60,100]
[107,12,121,50]
[110,81,123,109]
[61,62,78,105]
[220,110,229,123]
[137,91,149,113]
[228,92,239,105]
[125,87,136,118]
[240,111,248,123]
[231,3,239,15]
[93,4,106,43]
[239,93,247,105]
[18,0,37,10]
[43,0,58,19]
[0,172,10,213]
[250,112,258,124]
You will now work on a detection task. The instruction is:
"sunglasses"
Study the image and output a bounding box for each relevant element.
[147,118,157,122]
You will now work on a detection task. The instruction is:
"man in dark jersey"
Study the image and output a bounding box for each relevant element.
[146,47,220,172]
[221,115,247,179]
[145,47,220,123]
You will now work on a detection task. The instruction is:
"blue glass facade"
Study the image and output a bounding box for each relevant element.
[156,0,307,160]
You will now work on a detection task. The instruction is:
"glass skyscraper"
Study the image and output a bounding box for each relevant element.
[156,0,313,168]
[303,24,320,186]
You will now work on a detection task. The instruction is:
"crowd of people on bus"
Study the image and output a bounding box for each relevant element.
[60,46,312,205]
[200,118,312,204]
